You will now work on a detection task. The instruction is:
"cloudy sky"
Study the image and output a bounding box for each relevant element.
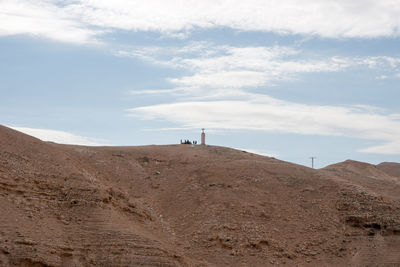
[1,0,400,168]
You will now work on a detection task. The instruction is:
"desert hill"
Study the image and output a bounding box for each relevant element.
[377,162,400,179]
[1,125,400,266]
[323,160,400,183]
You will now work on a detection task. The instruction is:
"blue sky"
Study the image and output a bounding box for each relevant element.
[1,0,400,168]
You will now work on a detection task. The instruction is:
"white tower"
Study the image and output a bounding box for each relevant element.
[201,128,205,145]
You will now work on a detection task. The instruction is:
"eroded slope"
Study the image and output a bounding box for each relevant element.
[1,125,400,266]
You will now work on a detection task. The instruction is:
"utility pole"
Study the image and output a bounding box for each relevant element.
[309,157,316,169]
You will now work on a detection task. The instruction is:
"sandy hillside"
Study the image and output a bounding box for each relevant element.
[1,125,400,266]
[376,162,400,179]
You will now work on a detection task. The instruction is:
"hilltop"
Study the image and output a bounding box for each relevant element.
[0,125,399,266]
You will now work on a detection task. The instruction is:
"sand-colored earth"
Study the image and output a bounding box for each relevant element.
[1,125,399,266]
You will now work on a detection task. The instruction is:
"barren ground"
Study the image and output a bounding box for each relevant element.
[1,125,400,266]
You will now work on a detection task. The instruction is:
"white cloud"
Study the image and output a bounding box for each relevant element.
[1,0,400,43]
[9,126,109,146]
[121,44,357,92]
[128,97,400,155]
[121,42,400,155]
[361,56,400,69]
[234,147,278,158]
[0,0,100,44]
[129,88,184,95]
[376,75,388,80]
[121,44,400,94]
[123,43,400,155]
[359,141,400,155]
[66,0,400,38]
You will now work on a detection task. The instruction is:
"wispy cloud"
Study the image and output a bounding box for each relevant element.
[122,43,400,96]
[376,75,389,80]
[359,141,400,155]
[234,147,279,158]
[128,97,400,155]
[129,88,184,95]
[9,126,109,146]
[123,44,353,95]
[0,0,100,44]
[1,0,400,44]
[123,42,400,155]
[51,0,400,38]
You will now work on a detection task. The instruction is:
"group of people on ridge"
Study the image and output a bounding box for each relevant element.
[180,139,197,145]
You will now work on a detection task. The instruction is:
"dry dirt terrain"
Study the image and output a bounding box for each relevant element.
[1,125,400,266]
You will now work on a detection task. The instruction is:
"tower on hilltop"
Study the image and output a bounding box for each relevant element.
[201,128,205,146]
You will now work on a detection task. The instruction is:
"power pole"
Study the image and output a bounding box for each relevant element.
[309,157,316,169]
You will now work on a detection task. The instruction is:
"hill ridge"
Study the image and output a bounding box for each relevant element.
[1,125,400,266]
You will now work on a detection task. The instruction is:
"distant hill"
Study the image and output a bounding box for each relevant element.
[1,125,400,266]
[377,162,400,179]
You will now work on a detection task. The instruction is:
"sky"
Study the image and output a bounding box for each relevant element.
[1,0,400,168]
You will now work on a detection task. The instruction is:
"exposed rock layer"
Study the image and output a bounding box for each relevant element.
[1,125,399,266]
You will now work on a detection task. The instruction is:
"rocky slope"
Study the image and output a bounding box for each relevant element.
[1,125,399,266]
[376,162,400,179]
